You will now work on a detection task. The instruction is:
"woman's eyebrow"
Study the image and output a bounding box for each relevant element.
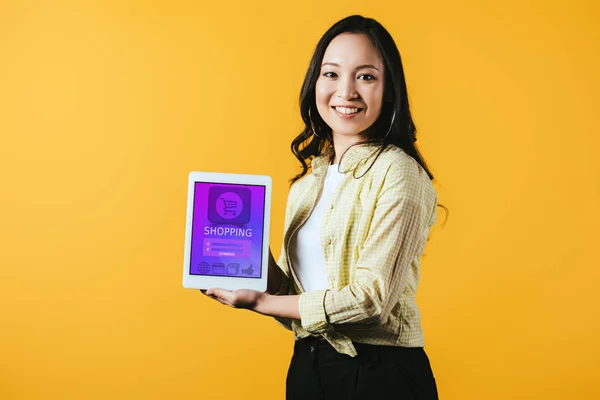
[321,62,379,71]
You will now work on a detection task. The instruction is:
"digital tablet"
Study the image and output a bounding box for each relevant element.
[182,172,271,291]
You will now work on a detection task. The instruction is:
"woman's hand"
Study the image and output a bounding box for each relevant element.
[202,288,267,311]
[201,288,301,320]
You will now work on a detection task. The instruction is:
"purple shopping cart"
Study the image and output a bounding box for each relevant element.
[220,197,237,215]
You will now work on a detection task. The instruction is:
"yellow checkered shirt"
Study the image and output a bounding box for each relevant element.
[273,143,438,357]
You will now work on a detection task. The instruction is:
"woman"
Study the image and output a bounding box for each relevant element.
[204,15,442,400]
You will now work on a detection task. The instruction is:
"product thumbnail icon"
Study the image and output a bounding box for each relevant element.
[227,263,240,275]
[207,186,251,224]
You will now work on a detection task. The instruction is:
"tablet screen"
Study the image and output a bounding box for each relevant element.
[189,182,266,279]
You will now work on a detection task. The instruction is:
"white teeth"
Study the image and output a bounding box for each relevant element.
[335,106,360,114]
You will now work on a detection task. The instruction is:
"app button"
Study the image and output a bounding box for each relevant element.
[211,263,225,275]
[198,262,210,274]
[227,263,240,275]
[241,264,254,276]
[208,186,251,224]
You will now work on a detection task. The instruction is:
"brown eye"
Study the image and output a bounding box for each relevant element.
[323,72,337,78]
[358,74,375,81]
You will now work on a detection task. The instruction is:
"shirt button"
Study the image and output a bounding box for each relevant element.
[310,345,315,353]
[327,238,332,245]
[329,203,334,210]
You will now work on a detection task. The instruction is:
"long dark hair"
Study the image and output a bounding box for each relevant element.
[290,15,448,221]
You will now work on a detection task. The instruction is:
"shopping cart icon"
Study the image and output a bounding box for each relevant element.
[220,197,238,216]
[207,186,251,224]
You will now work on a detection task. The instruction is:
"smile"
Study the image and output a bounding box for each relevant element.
[332,106,363,118]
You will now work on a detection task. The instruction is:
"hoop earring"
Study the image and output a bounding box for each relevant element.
[308,107,321,138]
[382,110,396,140]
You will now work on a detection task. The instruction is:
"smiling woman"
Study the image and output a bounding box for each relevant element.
[204,14,442,400]
[315,33,386,153]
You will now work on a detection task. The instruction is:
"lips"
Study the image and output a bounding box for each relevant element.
[332,106,363,117]
[333,106,362,113]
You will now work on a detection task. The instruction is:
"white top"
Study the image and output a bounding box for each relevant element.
[289,164,345,292]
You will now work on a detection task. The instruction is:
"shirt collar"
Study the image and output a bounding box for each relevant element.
[310,143,383,174]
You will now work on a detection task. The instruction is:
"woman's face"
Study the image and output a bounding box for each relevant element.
[315,33,386,141]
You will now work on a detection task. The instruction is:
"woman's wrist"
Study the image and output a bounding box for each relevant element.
[254,293,301,320]
[254,292,272,315]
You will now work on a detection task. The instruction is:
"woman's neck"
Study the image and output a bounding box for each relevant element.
[331,133,367,164]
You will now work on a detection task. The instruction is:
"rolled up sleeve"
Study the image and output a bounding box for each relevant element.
[298,289,331,334]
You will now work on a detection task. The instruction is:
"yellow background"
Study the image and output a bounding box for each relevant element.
[1,0,599,399]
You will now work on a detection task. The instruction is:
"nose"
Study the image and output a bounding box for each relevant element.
[336,76,358,100]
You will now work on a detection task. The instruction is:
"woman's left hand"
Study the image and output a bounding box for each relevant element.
[202,288,267,311]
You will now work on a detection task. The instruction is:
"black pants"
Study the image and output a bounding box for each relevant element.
[286,336,439,400]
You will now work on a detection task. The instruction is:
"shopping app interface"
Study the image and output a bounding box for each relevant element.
[190,182,265,279]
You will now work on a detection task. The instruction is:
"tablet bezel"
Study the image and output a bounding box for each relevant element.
[182,171,271,291]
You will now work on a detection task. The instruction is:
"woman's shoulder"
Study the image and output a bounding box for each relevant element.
[374,145,437,207]
[286,168,316,202]
[370,145,423,177]
[371,145,436,198]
